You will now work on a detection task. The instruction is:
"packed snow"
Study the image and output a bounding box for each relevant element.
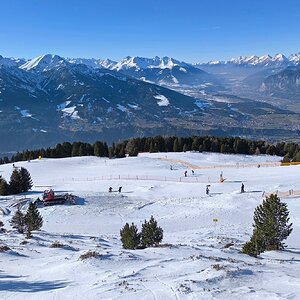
[0,152,300,299]
[117,104,127,112]
[20,110,33,118]
[154,95,170,106]
[56,101,72,111]
[61,106,80,119]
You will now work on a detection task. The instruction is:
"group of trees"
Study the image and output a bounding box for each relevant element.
[120,216,163,250]
[2,136,300,165]
[11,202,43,238]
[242,194,293,257]
[0,167,33,196]
[119,196,293,257]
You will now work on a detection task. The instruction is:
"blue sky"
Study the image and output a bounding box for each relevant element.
[1,0,299,62]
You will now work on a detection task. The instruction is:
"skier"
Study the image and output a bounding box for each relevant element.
[108,187,112,193]
[118,186,122,193]
[241,183,245,193]
[191,170,194,175]
[184,171,187,177]
[170,165,173,170]
[206,185,210,195]
[219,172,224,183]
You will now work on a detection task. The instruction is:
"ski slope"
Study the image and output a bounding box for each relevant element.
[0,152,300,299]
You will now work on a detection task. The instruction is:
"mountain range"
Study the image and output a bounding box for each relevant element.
[0,53,299,152]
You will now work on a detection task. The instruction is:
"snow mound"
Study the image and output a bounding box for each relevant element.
[154,95,170,106]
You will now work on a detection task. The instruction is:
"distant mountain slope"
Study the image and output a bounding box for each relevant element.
[0,53,299,151]
[0,55,213,150]
[260,66,300,97]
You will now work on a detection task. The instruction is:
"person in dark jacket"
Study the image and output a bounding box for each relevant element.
[241,183,245,193]
[206,185,210,195]
[118,186,122,193]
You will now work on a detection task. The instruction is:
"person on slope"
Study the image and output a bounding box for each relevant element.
[184,171,187,177]
[219,172,224,183]
[241,183,245,193]
[118,186,122,193]
[206,185,210,195]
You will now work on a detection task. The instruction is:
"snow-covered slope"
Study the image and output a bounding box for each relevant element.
[20,54,67,72]
[0,152,300,299]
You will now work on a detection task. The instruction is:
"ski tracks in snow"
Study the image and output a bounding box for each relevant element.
[155,275,179,300]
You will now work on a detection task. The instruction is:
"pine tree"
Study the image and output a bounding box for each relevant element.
[71,142,80,157]
[255,147,261,155]
[93,141,103,157]
[173,138,179,152]
[149,141,155,153]
[141,216,163,247]
[25,202,43,238]
[242,194,293,256]
[282,153,290,163]
[10,208,26,233]
[19,167,33,193]
[78,143,87,156]
[120,223,140,249]
[292,151,300,162]
[9,169,22,194]
[108,147,114,159]
[0,176,9,196]
[125,140,139,156]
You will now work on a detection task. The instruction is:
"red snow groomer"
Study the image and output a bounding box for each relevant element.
[42,189,76,206]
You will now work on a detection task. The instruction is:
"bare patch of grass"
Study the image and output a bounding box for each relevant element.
[212,264,225,271]
[223,242,234,249]
[0,245,11,252]
[79,251,100,260]
[50,241,65,248]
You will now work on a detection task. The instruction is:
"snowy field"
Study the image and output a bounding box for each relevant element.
[0,152,300,299]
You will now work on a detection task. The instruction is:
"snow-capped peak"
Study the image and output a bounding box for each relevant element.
[273,53,287,60]
[20,54,67,72]
[289,53,300,64]
[221,53,292,67]
[158,56,180,69]
[207,60,224,65]
[112,56,188,71]
[113,56,155,71]
[68,57,117,69]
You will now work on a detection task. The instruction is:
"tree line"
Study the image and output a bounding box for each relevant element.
[1,136,300,164]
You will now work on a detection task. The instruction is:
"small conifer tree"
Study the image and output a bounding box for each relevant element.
[120,223,140,249]
[9,169,22,194]
[19,167,33,193]
[25,202,43,238]
[242,194,293,257]
[0,176,9,196]
[141,216,163,247]
[10,208,26,234]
